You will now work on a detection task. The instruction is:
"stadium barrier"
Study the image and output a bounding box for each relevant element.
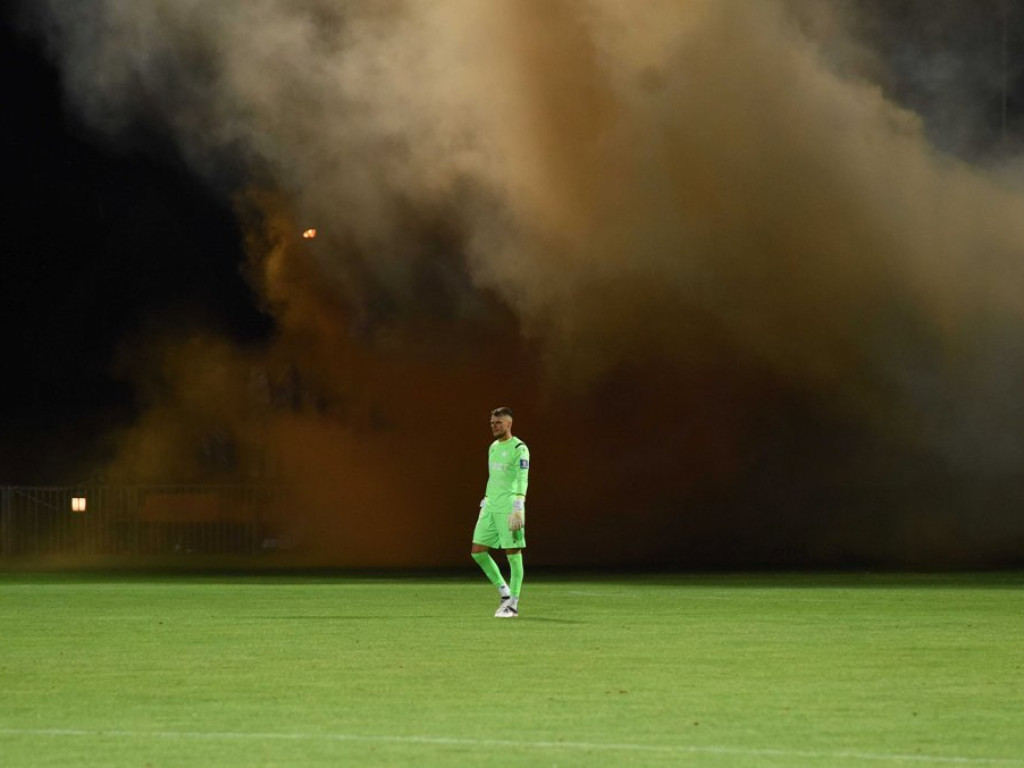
[0,484,291,559]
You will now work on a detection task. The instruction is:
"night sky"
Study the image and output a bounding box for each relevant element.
[5,2,1024,569]
[1,10,270,481]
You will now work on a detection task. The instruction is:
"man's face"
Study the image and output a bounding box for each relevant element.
[490,415,512,440]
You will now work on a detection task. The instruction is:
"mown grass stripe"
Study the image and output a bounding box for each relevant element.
[1,727,1021,765]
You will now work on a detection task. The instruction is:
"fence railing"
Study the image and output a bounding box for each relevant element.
[0,485,291,559]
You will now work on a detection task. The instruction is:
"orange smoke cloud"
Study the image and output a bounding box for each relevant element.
[39,0,1024,567]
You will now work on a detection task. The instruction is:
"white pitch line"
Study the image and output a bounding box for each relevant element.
[0,728,1021,765]
[562,590,883,603]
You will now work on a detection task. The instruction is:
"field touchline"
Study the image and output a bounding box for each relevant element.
[0,728,1021,766]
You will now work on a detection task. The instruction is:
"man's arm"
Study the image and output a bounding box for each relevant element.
[509,443,529,531]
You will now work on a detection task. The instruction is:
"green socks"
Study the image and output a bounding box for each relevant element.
[472,552,507,591]
[472,551,523,601]
[508,553,524,598]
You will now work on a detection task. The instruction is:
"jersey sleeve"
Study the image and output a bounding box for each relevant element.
[514,442,530,498]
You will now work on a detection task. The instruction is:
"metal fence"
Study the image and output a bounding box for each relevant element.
[0,485,291,559]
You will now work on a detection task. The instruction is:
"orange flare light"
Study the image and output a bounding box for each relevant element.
[302,228,317,239]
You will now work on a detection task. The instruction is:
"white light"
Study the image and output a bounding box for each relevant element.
[71,497,87,513]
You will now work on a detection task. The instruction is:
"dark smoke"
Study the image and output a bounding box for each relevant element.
[26,0,1024,567]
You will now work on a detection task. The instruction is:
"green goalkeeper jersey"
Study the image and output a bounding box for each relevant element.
[485,437,529,513]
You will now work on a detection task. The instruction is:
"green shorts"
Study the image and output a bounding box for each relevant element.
[472,509,526,550]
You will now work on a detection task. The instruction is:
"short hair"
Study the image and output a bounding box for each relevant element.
[490,406,513,419]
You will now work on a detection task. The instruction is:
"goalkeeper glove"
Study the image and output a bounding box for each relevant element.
[509,498,525,531]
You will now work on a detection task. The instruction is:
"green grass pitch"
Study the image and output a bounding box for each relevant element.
[1,572,1022,767]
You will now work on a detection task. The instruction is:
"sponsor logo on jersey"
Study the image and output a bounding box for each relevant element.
[519,458,530,470]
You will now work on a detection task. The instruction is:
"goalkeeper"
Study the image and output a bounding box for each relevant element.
[471,406,529,618]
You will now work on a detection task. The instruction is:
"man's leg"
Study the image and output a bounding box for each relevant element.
[471,543,511,598]
[506,549,523,609]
